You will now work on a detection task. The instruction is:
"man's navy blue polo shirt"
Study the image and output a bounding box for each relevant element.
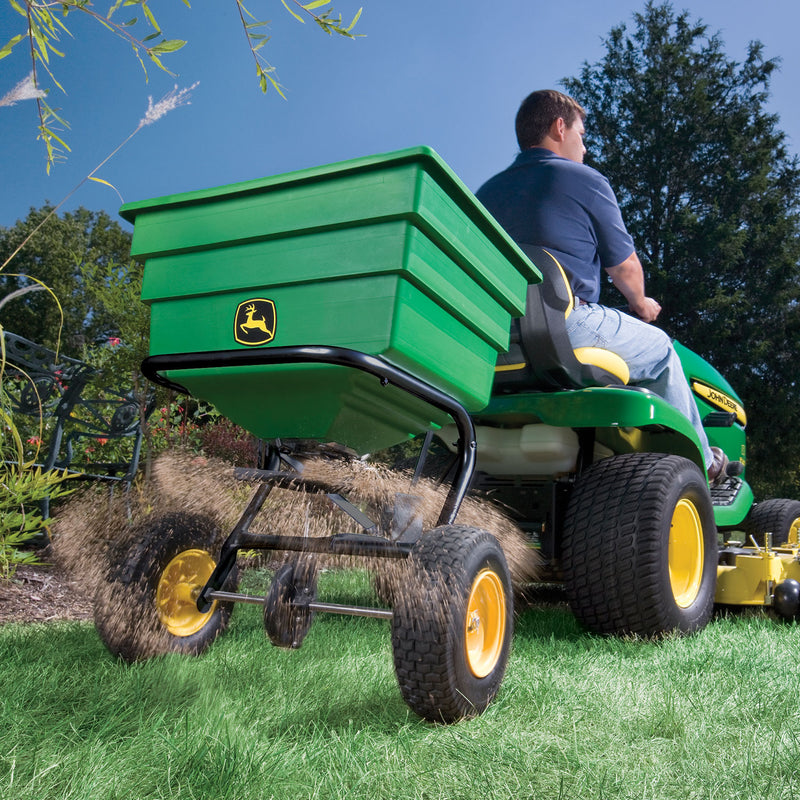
[476,148,634,303]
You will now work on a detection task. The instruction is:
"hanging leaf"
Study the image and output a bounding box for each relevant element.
[149,39,186,55]
[141,3,159,30]
[0,33,26,61]
[345,8,362,33]
[88,176,119,191]
[280,0,305,24]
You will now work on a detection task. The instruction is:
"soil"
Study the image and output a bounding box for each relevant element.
[0,556,94,625]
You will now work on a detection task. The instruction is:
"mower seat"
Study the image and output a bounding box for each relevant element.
[494,245,630,392]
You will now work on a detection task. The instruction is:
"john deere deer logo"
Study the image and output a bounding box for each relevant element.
[234,299,276,346]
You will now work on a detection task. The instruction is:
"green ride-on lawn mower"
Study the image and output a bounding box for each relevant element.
[95,147,800,723]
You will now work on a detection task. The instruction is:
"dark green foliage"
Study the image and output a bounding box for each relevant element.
[563,1,800,497]
[0,206,133,352]
[78,254,150,394]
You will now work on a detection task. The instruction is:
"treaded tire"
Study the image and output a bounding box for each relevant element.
[562,453,716,637]
[743,498,800,547]
[391,525,513,723]
[264,558,317,649]
[94,512,237,662]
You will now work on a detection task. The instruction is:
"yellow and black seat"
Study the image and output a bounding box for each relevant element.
[494,245,630,392]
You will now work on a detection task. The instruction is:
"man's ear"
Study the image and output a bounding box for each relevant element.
[550,117,567,142]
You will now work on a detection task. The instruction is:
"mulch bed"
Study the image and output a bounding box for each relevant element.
[0,560,93,625]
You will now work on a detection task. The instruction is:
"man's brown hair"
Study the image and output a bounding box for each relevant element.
[515,89,586,150]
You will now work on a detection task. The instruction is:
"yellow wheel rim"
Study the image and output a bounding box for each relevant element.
[787,518,800,547]
[156,549,217,637]
[464,568,507,678]
[668,499,704,609]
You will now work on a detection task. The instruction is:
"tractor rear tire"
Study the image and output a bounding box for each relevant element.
[743,499,800,547]
[94,512,237,662]
[391,525,513,723]
[562,453,716,637]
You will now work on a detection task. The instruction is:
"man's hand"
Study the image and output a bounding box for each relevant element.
[628,296,662,322]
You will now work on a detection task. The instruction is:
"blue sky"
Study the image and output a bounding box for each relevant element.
[1,0,799,231]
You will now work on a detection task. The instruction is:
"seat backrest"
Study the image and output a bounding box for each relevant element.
[493,245,628,392]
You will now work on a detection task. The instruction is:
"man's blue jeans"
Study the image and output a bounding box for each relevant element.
[565,303,714,469]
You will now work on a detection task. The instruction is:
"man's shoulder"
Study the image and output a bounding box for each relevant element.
[537,155,617,206]
[480,149,609,188]
[537,152,610,186]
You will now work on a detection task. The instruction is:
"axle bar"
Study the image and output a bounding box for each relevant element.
[207,590,394,620]
[232,531,414,558]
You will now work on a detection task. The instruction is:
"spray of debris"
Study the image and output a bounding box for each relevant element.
[53,450,539,661]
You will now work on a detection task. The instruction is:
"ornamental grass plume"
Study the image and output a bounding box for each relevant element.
[0,72,46,108]
[140,83,198,126]
[0,82,200,274]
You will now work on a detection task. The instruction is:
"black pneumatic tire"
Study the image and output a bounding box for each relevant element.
[94,512,237,662]
[264,559,317,649]
[391,526,513,723]
[562,453,717,637]
[743,499,800,547]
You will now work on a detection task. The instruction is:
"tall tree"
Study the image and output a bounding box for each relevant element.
[563,1,800,498]
[0,206,133,352]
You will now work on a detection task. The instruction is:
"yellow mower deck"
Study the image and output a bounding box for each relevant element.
[716,523,800,608]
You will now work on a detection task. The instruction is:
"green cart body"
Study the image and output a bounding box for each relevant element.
[123,146,538,453]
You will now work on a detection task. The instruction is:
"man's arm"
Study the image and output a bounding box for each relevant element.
[605,251,661,322]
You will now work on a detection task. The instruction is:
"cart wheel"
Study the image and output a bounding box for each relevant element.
[264,559,318,648]
[562,453,717,637]
[391,525,513,723]
[94,512,237,662]
[743,499,800,547]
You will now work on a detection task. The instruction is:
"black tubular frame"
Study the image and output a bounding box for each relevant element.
[141,345,478,612]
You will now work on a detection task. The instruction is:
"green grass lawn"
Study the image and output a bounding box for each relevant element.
[2,570,800,800]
